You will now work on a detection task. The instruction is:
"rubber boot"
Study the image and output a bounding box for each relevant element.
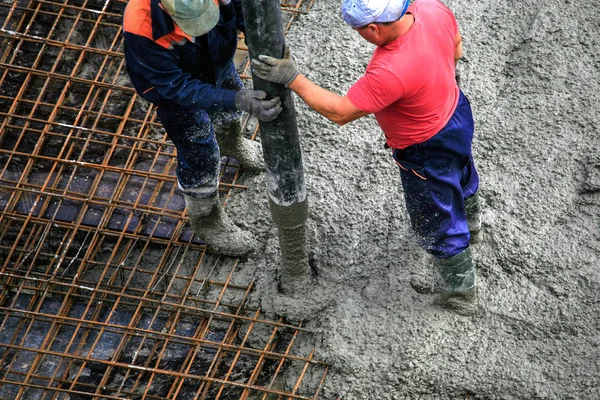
[214,118,264,171]
[184,194,257,257]
[435,247,477,315]
[465,192,482,244]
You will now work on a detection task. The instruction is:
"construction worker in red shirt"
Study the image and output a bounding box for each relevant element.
[123,0,282,256]
[251,0,482,314]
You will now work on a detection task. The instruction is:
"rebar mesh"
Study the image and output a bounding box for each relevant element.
[0,0,327,398]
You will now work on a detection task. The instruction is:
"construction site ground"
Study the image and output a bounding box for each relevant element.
[1,0,600,399]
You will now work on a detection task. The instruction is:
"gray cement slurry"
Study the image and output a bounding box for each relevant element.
[226,0,600,398]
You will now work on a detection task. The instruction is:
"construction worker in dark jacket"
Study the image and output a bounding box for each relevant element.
[123,0,282,256]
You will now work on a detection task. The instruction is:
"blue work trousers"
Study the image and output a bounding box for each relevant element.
[392,91,479,259]
[156,62,243,198]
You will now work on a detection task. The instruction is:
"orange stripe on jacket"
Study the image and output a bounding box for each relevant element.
[123,0,192,49]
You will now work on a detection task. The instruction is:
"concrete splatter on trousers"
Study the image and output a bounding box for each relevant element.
[156,62,244,199]
[393,91,479,259]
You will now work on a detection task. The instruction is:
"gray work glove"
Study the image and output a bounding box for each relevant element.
[234,90,282,121]
[251,45,299,87]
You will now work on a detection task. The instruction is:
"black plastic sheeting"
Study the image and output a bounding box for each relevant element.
[0,156,203,243]
[0,291,236,399]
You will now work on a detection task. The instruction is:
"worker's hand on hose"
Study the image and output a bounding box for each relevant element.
[234,89,282,121]
[251,45,299,88]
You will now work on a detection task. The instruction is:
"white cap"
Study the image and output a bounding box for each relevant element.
[341,0,410,28]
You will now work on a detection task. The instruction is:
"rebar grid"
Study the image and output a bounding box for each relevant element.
[0,0,327,399]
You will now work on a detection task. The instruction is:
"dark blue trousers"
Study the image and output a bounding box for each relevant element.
[156,62,243,198]
[393,91,479,259]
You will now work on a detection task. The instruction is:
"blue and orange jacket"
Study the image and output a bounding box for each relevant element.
[123,0,244,112]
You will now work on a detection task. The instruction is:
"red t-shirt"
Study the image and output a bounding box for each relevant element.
[347,0,460,149]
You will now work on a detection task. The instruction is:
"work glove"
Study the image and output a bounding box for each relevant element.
[251,45,299,87]
[234,89,282,121]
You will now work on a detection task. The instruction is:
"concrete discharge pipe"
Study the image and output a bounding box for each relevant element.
[240,0,310,293]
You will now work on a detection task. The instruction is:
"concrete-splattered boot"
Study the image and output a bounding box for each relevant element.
[214,118,264,171]
[435,247,477,315]
[465,192,482,244]
[184,194,257,257]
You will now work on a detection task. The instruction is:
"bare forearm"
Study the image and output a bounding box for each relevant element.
[288,74,366,125]
[455,41,463,65]
[454,31,463,66]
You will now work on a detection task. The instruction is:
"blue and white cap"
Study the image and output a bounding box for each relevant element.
[341,0,410,29]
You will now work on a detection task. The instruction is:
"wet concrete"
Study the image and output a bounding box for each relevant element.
[224,0,600,398]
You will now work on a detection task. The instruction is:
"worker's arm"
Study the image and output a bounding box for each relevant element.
[454,31,463,66]
[123,33,236,112]
[288,75,368,126]
[229,0,245,33]
[251,46,369,126]
[123,33,281,120]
